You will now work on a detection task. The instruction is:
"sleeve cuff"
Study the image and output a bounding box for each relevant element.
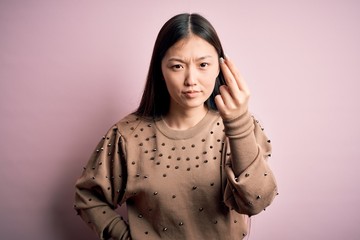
[223,111,254,138]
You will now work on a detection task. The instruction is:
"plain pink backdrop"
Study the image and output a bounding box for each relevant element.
[1,1,360,239]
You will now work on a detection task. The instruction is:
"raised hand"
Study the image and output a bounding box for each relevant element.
[215,56,251,121]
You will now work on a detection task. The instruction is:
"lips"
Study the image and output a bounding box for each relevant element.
[182,90,201,98]
[182,90,200,94]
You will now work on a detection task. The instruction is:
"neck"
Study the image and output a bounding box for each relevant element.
[163,105,208,130]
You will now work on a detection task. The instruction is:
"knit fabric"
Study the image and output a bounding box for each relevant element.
[74,110,277,240]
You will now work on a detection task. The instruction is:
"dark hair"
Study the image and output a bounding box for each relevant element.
[134,13,226,118]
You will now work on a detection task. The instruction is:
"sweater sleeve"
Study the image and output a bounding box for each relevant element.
[74,125,131,240]
[222,111,278,216]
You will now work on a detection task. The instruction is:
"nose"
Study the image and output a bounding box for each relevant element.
[184,66,198,86]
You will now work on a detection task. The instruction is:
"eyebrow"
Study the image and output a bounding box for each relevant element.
[167,55,214,62]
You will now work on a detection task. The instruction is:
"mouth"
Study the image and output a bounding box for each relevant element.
[182,90,201,98]
[182,90,200,94]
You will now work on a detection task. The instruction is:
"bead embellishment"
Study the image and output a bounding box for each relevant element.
[75,115,274,239]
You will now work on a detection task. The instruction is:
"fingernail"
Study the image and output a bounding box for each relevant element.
[224,53,230,59]
[219,57,224,64]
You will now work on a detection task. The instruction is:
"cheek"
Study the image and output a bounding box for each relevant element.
[205,69,219,87]
[162,73,182,95]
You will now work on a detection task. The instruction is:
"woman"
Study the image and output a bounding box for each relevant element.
[74,13,277,240]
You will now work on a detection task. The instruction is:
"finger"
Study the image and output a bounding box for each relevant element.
[220,57,237,87]
[218,85,236,108]
[214,94,225,112]
[219,58,242,97]
[224,56,250,94]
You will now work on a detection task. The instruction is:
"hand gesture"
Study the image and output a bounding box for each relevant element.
[215,56,251,121]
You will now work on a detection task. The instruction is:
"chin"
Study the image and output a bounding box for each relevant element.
[185,101,207,109]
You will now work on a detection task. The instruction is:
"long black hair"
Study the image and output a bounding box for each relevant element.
[134,13,226,119]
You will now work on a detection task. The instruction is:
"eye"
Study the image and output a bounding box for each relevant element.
[200,62,209,68]
[171,64,183,70]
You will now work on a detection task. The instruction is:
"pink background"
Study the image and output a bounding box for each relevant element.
[1,1,359,239]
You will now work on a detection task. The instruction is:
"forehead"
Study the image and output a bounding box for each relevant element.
[165,35,217,57]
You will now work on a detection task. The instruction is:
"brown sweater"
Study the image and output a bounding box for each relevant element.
[74,110,277,240]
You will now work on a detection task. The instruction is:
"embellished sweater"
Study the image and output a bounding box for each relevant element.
[74,110,277,240]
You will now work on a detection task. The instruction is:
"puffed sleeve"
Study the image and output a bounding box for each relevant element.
[74,125,131,240]
[222,111,278,216]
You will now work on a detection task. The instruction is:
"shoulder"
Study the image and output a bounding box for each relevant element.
[113,113,155,138]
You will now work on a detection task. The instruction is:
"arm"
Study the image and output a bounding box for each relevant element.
[222,112,277,216]
[74,125,131,239]
[215,56,277,216]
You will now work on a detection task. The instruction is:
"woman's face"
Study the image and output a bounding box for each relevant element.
[161,34,220,114]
